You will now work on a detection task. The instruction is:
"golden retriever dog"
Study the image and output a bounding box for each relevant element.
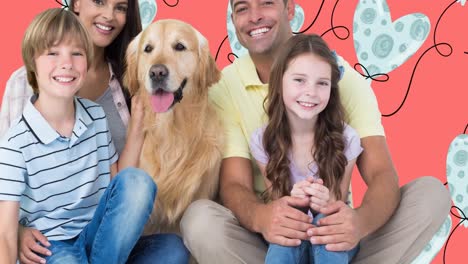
[123,19,223,233]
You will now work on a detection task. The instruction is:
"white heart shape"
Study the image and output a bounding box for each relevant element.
[353,0,430,76]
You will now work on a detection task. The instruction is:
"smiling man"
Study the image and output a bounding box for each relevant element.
[180,1,451,263]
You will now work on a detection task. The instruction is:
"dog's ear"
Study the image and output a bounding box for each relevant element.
[194,29,221,89]
[123,33,142,96]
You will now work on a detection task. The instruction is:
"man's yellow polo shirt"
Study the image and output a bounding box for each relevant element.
[209,54,385,196]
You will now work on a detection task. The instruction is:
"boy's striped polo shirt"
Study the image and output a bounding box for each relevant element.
[0,96,118,240]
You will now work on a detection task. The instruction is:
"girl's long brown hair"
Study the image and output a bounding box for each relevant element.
[263,34,347,201]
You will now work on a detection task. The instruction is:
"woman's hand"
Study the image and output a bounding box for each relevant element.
[118,95,145,171]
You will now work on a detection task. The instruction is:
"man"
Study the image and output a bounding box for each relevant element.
[180,0,450,263]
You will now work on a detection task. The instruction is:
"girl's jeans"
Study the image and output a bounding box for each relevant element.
[265,213,359,264]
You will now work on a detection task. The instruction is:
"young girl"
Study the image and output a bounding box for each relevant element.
[249,34,363,264]
[1,1,189,263]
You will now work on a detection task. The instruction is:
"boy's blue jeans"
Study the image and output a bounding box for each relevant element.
[41,168,189,264]
[265,213,359,264]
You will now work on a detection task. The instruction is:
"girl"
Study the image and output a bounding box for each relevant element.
[249,34,362,264]
[1,1,189,263]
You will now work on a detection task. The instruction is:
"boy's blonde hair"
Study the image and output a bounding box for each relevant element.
[22,8,93,94]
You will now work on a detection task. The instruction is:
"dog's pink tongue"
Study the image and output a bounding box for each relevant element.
[151,90,174,113]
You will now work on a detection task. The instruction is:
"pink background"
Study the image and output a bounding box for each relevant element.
[0,1,466,263]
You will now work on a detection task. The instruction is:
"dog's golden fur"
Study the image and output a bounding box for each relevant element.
[124,19,223,233]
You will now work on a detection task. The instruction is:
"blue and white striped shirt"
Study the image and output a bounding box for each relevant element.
[0,97,118,240]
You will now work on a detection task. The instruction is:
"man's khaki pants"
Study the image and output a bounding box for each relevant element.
[180,177,450,264]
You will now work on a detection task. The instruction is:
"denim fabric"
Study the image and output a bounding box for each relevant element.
[265,213,359,264]
[127,233,190,264]
[43,168,157,264]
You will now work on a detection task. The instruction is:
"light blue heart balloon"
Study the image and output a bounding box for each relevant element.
[353,0,430,76]
[447,134,468,226]
[410,135,468,263]
[139,0,157,29]
[411,215,452,264]
[62,0,157,29]
[226,3,304,57]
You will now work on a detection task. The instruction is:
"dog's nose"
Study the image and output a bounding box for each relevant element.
[149,64,169,82]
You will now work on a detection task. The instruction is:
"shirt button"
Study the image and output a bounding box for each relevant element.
[117,102,122,107]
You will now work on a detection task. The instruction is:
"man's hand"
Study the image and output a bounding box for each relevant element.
[18,227,51,264]
[256,196,313,246]
[307,200,362,251]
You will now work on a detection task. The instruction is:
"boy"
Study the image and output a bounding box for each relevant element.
[0,8,156,264]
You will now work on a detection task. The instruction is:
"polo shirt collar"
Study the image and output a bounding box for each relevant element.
[22,96,93,145]
[74,97,93,134]
[236,55,266,89]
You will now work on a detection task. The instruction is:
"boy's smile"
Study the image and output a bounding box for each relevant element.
[34,39,87,100]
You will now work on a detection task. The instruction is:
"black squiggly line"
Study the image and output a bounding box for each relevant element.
[444,206,467,263]
[352,63,389,82]
[382,43,451,117]
[320,26,349,40]
[293,0,325,34]
[434,0,457,57]
[330,0,349,40]
[163,0,179,7]
[464,52,468,54]
[464,123,468,134]
[214,35,239,63]
[215,35,229,61]
[228,53,238,63]
[321,0,350,40]
[55,0,69,9]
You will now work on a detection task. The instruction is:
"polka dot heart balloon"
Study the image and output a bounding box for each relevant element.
[411,215,452,264]
[353,0,430,76]
[447,134,468,227]
[410,134,468,263]
[139,0,157,29]
[226,2,304,57]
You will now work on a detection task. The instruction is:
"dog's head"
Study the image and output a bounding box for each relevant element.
[123,19,220,113]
